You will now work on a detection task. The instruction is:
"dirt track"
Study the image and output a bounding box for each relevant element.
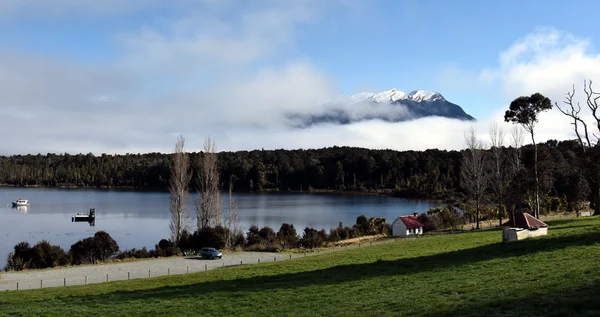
[0,238,398,291]
[0,251,297,291]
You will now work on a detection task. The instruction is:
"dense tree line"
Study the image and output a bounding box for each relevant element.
[0,141,592,202]
[0,147,465,199]
[0,141,588,203]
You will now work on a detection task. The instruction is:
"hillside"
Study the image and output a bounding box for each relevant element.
[286,89,476,128]
[0,216,598,316]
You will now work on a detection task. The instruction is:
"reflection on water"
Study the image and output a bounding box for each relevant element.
[0,187,438,265]
[13,205,29,214]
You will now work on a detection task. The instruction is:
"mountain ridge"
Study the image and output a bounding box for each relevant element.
[286,88,476,128]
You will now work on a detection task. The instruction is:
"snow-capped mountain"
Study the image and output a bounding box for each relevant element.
[286,88,475,128]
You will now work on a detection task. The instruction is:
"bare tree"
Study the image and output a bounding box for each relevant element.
[168,135,192,244]
[510,125,524,173]
[223,174,240,248]
[489,122,507,226]
[555,80,600,215]
[507,125,525,221]
[461,126,489,229]
[504,93,553,218]
[196,136,223,229]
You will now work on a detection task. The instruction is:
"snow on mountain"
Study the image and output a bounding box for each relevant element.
[349,88,445,103]
[285,88,475,128]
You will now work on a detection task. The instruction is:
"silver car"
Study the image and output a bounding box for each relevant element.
[200,247,223,259]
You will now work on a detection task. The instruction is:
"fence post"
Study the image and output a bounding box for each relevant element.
[222,263,224,268]
[274,256,276,262]
[148,270,151,278]
[205,264,207,271]
[40,280,42,289]
[370,242,372,246]
[128,272,130,280]
[258,258,260,263]
[106,274,108,282]
[85,276,87,285]
[16,283,18,290]
[289,254,292,259]
[168,268,170,276]
[64,278,66,286]
[187,267,189,274]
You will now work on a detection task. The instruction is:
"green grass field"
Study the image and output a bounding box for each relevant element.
[1,217,599,317]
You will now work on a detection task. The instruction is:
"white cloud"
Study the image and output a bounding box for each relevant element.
[1,3,599,156]
[418,27,600,151]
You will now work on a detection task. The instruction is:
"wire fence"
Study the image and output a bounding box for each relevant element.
[0,238,407,292]
[4,213,583,292]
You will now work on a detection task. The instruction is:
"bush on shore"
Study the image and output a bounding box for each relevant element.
[4,215,393,271]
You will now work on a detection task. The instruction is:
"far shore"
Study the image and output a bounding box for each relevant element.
[0,183,447,203]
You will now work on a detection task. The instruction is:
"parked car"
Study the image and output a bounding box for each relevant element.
[199,247,222,259]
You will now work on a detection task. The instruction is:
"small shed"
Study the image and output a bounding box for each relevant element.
[502,212,548,242]
[392,214,424,237]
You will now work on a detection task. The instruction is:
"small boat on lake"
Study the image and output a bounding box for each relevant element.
[12,198,30,207]
[72,208,96,223]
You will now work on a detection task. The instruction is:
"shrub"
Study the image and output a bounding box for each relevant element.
[70,231,119,265]
[258,226,277,243]
[246,225,262,246]
[5,240,68,271]
[417,213,437,232]
[191,227,228,250]
[177,230,193,254]
[299,227,328,249]
[277,223,299,249]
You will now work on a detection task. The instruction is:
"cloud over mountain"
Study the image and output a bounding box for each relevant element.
[285,89,475,128]
[0,2,598,155]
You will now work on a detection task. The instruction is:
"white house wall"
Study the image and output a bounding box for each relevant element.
[392,219,423,237]
[392,220,407,237]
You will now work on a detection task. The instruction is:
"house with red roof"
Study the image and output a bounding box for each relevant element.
[391,213,424,237]
[502,211,548,242]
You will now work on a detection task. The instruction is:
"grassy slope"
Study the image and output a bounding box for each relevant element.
[1,217,600,317]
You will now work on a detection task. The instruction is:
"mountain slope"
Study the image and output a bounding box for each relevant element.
[286,88,475,128]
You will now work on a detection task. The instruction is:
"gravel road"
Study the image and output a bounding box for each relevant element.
[0,238,399,291]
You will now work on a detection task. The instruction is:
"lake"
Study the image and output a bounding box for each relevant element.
[0,187,437,266]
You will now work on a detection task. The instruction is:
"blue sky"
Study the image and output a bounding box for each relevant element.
[0,0,599,154]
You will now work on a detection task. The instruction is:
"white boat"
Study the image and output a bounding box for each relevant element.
[11,198,30,207]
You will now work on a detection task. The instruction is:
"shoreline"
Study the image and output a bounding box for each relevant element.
[0,184,449,203]
[0,234,392,277]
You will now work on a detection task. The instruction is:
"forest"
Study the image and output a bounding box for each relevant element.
[0,138,594,205]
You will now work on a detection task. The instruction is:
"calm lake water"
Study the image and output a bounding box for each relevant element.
[0,187,437,265]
